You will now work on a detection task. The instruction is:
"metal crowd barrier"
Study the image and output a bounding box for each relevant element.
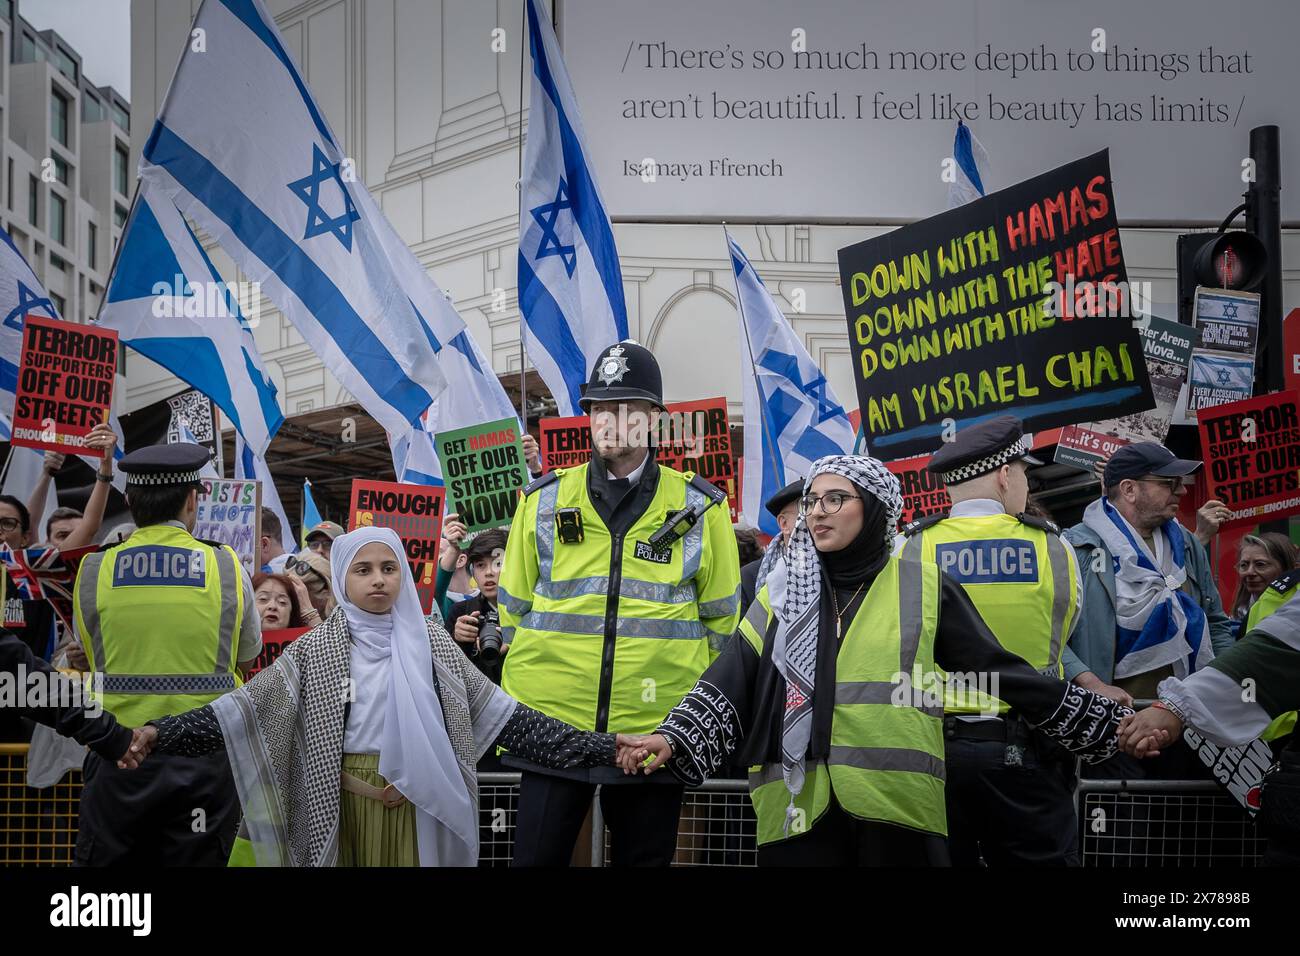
[0,746,1266,867]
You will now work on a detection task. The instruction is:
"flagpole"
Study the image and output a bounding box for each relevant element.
[91,181,142,326]
[515,0,529,426]
[726,225,788,515]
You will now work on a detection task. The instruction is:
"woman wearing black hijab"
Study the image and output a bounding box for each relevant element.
[621,455,1133,866]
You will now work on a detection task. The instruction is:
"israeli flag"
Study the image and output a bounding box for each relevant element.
[391,329,520,486]
[0,227,61,420]
[948,120,989,208]
[518,0,628,415]
[139,0,450,438]
[727,232,855,537]
[235,432,294,555]
[99,184,283,456]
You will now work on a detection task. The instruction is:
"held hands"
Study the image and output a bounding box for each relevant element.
[615,733,673,775]
[1117,706,1183,759]
[117,725,158,770]
[43,451,67,476]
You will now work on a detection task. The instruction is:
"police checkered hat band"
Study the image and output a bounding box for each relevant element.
[940,434,1033,484]
[125,470,204,486]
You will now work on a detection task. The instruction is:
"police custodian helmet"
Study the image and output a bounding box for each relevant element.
[578,340,665,411]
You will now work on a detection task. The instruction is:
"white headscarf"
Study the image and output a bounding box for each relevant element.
[330,526,478,866]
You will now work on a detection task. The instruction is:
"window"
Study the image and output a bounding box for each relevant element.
[51,89,70,147]
[49,252,67,272]
[114,143,128,196]
[52,157,68,185]
[50,292,65,318]
[54,50,77,84]
[82,93,105,124]
[6,159,12,212]
[113,204,126,229]
[28,176,38,227]
[20,33,36,64]
[111,104,129,133]
[50,192,65,246]
[88,221,97,268]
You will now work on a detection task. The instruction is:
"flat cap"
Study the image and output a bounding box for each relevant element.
[764,479,805,518]
[119,443,211,487]
[926,416,1041,484]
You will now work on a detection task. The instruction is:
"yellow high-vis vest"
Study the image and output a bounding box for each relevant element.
[75,523,245,727]
[1245,569,1298,742]
[746,558,946,844]
[499,462,741,734]
[901,512,1078,714]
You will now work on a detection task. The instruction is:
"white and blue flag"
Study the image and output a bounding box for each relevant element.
[139,0,451,438]
[235,432,295,556]
[0,227,60,419]
[518,0,628,416]
[948,119,989,208]
[727,231,855,537]
[392,328,520,486]
[99,184,283,456]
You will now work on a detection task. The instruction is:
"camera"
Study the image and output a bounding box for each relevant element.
[477,605,503,663]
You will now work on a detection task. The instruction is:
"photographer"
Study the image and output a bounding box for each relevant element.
[446,528,508,684]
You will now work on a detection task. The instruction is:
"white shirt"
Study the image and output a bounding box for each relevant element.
[344,648,388,754]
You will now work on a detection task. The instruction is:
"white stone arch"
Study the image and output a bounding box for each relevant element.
[646,286,743,406]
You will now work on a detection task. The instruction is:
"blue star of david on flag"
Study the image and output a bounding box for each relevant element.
[3,281,57,332]
[530,179,577,278]
[1221,302,1239,319]
[287,144,360,252]
[1216,367,1233,385]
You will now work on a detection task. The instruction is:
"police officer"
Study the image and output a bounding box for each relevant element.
[499,341,742,866]
[897,416,1082,866]
[72,443,262,865]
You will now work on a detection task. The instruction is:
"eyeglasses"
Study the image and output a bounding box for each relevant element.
[0,517,20,532]
[285,556,329,591]
[799,491,863,516]
[1130,476,1190,494]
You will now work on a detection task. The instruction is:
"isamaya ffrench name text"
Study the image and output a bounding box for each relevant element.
[623,158,784,181]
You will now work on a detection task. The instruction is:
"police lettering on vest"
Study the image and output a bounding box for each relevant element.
[112,546,207,587]
[933,539,1039,584]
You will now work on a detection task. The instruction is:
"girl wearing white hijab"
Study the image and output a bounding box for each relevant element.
[140,526,626,866]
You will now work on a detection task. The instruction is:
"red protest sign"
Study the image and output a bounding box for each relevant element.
[243,627,309,680]
[1197,391,1300,529]
[11,315,118,455]
[539,398,739,517]
[348,480,446,613]
[886,456,952,527]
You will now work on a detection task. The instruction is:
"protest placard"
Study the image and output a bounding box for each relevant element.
[434,417,528,534]
[243,627,309,680]
[11,315,119,455]
[1197,390,1300,528]
[539,398,740,517]
[193,478,262,575]
[348,479,446,613]
[1194,288,1259,356]
[1182,726,1273,814]
[538,415,592,471]
[1055,315,1196,473]
[1181,349,1254,422]
[838,151,1152,460]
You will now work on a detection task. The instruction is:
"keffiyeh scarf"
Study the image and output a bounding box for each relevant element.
[766,455,903,832]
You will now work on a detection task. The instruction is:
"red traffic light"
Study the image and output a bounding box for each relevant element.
[1192,231,1267,290]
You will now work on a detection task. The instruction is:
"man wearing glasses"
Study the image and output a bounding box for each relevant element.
[897,415,1084,866]
[1063,442,1234,784]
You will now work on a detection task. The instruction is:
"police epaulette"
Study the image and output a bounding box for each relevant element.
[688,473,728,506]
[1269,568,1300,595]
[901,512,948,537]
[196,539,224,550]
[1016,512,1062,535]
[522,470,559,496]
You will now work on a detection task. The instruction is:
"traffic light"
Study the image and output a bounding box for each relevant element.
[1176,229,1268,327]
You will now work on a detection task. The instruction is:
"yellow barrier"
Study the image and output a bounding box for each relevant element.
[0,744,81,866]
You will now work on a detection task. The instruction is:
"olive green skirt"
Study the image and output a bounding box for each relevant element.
[338,752,419,867]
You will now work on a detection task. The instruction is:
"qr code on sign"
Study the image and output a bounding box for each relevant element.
[167,390,215,443]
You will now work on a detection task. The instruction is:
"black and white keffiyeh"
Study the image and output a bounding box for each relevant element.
[766,455,902,832]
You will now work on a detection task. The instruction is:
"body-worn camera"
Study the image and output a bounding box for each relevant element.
[478,605,503,663]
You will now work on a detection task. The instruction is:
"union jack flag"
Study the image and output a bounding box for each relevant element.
[0,544,96,631]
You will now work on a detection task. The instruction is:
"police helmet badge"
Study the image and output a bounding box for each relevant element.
[597,344,630,386]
